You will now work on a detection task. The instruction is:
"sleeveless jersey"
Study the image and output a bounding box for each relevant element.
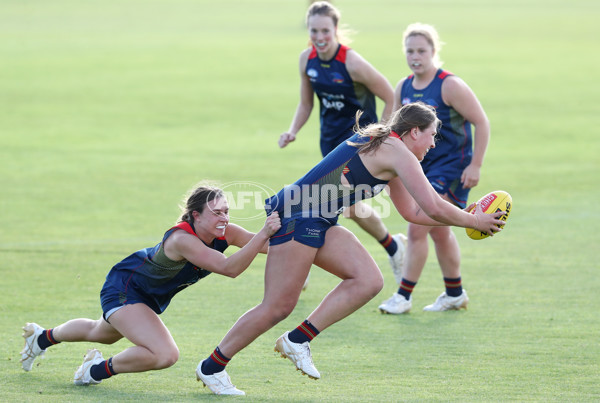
[265,133,388,220]
[400,69,473,172]
[306,44,378,145]
[102,222,228,314]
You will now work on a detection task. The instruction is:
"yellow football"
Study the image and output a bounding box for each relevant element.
[465,190,512,240]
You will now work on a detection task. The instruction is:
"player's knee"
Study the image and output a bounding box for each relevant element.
[267,300,297,324]
[155,346,179,369]
[368,271,385,296]
[429,226,453,243]
[357,270,384,298]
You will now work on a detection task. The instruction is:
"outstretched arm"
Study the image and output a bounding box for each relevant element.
[379,142,504,234]
[167,212,281,278]
[279,50,314,148]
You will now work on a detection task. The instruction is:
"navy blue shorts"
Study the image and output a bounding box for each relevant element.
[269,215,339,248]
[424,160,470,208]
[100,282,157,322]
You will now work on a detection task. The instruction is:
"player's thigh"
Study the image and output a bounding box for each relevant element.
[92,317,124,343]
[108,303,176,351]
[313,225,380,280]
[263,241,318,305]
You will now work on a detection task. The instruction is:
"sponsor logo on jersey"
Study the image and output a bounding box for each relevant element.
[424,98,439,108]
[302,227,321,238]
[402,97,412,105]
[431,178,446,191]
[307,68,318,78]
[322,97,344,111]
[331,72,344,84]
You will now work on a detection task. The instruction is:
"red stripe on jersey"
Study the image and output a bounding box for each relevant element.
[309,46,318,59]
[172,222,196,236]
[438,70,453,79]
[335,44,348,63]
[390,131,401,140]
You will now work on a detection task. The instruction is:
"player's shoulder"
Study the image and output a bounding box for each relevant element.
[344,47,364,65]
[441,73,473,97]
[167,227,196,245]
[300,47,313,59]
[299,47,313,71]
[440,71,466,88]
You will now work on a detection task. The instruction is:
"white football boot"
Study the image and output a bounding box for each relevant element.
[196,365,245,395]
[388,233,408,284]
[274,331,320,379]
[378,293,412,314]
[423,290,469,311]
[20,322,46,371]
[73,349,104,385]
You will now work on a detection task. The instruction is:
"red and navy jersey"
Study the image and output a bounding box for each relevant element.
[307,44,378,146]
[400,69,473,172]
[265,133,388,220]
[101,222,228,314]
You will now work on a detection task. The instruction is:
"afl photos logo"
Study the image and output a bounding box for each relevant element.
[208,181,277,222]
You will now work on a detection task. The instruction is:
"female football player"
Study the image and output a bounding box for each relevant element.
[278,1,405,287]
[378,23,491,315]
[196,102,504,395]
[20,183,280,394]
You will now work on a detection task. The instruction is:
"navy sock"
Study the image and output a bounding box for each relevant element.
[90,357,117,381]
[201,346,230,375]
[288,320,320,344]
[397,278,417,300]
[37,329,60,350]
[379,233,398,257]
[444,277,463,297]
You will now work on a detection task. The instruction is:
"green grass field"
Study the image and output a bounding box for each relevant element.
[1,0,599,401]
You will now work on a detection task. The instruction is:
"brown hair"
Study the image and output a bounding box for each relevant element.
[177,183,224,224]
[349,102,440,154]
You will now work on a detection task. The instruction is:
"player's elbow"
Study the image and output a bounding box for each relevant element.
[423,204,447,223]
[223,267,243,278]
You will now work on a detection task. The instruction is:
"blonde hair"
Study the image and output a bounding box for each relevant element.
[403,22,444,68]
[306,1,353,45]
[349,102,440,154]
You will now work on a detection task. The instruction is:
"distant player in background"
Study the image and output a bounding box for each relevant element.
[379,23,490,314]
[279,1,406,288]
[196,102,505,395]
[20,183,280,393]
